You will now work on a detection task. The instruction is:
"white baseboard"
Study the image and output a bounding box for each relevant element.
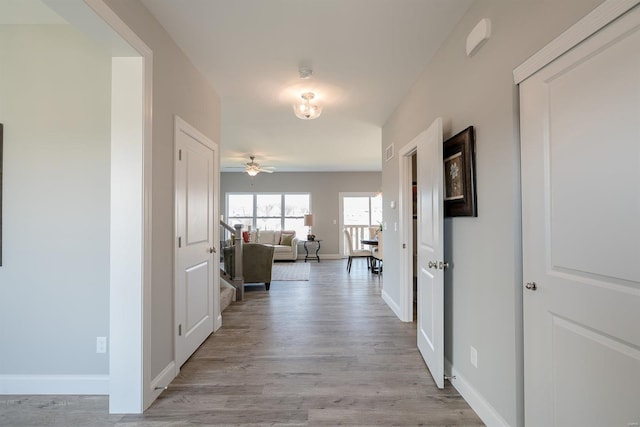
[215,314,222,331]
[445,359,511,427]
[0,374,109,395]
[382,289,403,320]
[145,361,176,410]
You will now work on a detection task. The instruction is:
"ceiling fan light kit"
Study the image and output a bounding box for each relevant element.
[293,91,322,120]
[244,156,274,176]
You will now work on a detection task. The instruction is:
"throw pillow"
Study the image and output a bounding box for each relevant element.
[280,233,294,246]
[242,231,250,243]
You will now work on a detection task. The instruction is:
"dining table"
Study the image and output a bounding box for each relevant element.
[360,239,380,273]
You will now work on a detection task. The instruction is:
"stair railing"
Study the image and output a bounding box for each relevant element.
[220,221,245,301]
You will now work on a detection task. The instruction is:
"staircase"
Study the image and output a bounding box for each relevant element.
[219,221,246,310]
[220,276,236,312]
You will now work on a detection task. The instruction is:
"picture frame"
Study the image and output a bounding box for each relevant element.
[444,126,477,217]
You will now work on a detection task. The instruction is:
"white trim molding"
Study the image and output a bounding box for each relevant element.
[149,361,175,395]
[513,0,640,83]
[0,375,109,395]
[381,289,403,320]
[445,360,511,427]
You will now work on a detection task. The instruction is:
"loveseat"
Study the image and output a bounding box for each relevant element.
[249,230,299,261]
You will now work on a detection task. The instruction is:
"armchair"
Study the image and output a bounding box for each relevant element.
[223,243,276,291]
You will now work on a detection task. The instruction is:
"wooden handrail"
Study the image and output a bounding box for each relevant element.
[220,220,235,233]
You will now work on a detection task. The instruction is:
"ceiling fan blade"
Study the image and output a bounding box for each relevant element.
[258,168,274,173]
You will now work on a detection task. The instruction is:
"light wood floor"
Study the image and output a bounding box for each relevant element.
[1,259,483,426]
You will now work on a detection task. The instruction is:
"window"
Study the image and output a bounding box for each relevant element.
[343,194,382,227]
[226,193,310,237]
[227,194,253,230]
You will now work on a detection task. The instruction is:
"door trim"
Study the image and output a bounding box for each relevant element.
[514,0,640,83]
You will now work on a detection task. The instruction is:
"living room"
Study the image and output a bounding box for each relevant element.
[221,171,381,260]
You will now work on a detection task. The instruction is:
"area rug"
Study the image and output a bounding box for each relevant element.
[271,262,311,281]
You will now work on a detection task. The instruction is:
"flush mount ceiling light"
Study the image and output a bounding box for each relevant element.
[293,92,322,120]
[293,66,322,120]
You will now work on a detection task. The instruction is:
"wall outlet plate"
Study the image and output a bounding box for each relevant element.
[96,337,107,354]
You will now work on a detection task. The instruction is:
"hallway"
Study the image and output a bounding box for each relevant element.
[132,259,481,425]
[1,259,482,426]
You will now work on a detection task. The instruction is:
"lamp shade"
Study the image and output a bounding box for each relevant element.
[304,214,313,226]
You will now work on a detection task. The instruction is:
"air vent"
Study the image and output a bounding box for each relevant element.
[385,144,394,162]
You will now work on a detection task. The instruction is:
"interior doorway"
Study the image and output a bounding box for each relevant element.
[44,0,154,413]
[399,148,418,322]
[411,154,418,319]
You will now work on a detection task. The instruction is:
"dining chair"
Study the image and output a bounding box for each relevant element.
[372,231,383,275]
[343,229,372,273]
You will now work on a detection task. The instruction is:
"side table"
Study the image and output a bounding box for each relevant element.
[303,239,322,262]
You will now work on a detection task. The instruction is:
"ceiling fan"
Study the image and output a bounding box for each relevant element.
[243,156,275,176]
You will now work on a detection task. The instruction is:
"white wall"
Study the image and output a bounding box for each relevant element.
[0,25,111,379]
[381,0,603,425]
[103,0,221,380]
[221,172,381,256]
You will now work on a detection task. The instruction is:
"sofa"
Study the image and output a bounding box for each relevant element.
[249,230,299,261]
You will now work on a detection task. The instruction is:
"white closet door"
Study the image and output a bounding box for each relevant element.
[520,6,640,426]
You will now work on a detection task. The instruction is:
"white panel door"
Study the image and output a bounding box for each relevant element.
[520,6,640,426]
[175,120,217,368]
[416,117,445,388]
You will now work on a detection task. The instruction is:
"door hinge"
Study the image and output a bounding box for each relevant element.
[402,243,406,249]
[178,236,182,248]
[178,149,182,161]
[178,324,182,336]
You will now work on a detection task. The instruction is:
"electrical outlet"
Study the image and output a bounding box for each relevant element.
[470,346,478,368]
[96,337,107,354]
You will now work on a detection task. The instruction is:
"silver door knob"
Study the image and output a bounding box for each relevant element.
[428,261,437,269]
[209,247,217,254]
[439,261,449,270]
[525,282,537,291]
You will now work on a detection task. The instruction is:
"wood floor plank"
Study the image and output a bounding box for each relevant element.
[0,259,483,426]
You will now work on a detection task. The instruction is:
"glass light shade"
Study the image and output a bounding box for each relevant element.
[294,92,322,120]
[246,167,259,176]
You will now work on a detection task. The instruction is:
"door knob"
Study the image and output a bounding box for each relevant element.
[209,247,217,254]
[428,261,437,269]
[525,282,537,291]
[438,261,449,270]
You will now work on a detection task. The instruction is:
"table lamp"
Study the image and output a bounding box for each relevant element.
[304,214,314,240]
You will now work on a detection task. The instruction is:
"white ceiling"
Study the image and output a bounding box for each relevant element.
[141,0,473,172]
[2,0,472,172]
